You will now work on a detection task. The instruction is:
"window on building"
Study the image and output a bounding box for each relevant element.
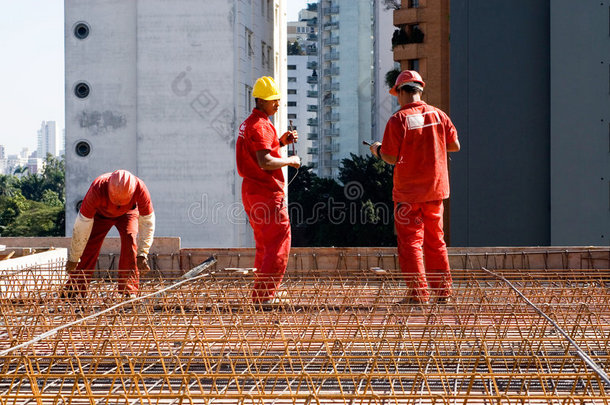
[261,0,265,16]
[408,59,420,72]
[268,0,273,21]
[267,46,273,67]
[287,64,297,70]
[288,101,297,107]
[288,89,297,94]
[288,113,297,119]
[288,77,297,82]
[245,85,252,113]
[245,28,254,57]
[261,41,267,67]
[408,0,419,7]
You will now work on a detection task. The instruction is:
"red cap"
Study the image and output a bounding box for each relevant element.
[389,70,425,96]
[108,170,136,206]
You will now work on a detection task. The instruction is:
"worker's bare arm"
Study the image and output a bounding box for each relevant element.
[256,149,301,170]
[380,152,398,164]
[369,141,398,165]
[447,139,460,152]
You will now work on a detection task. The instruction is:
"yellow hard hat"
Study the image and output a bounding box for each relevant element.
[252,76,281,100]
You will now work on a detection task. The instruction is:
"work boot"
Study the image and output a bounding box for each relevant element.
[436,296,453,305]
[256,291,291,310]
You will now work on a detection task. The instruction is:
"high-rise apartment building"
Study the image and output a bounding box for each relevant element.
[315,0,394,178]
[65,0,287,248]
[287,3,318,168]
[37,121,59,159]
[392,0,450,112]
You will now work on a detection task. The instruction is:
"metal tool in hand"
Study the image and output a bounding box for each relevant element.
[287,119,299,186]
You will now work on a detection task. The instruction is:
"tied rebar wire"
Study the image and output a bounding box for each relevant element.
[1,255,610,403]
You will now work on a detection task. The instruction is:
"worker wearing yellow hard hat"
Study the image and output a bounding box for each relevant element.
[252,76,282,100]
[236,76,300,305]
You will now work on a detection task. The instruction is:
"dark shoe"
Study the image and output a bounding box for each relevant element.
[436,296,452,305]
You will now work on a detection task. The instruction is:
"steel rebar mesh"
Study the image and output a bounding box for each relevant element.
[1,256,610,404]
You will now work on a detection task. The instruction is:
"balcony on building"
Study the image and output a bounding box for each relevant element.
[323,5,339,15]
[306,45,318,55]
[307,118,318,126]
[323,82,340,91]
[323,20,339,29]
[393,43,422,62]
[307,61,318,70]
[323,51,340,61]
[307,147,318,155]
[323,97,340,106]
[323,36,340,46]
[306,17,318,27]
[307,75,318,84]
[307,105,318,112]
[323,67,340,76]
[307,132,319,140]
[324,127,340,137]
[323,159,340,167]
[307,33,318,41]
[392,24,424,47]
[324,113,340,122]
[323,144,339,153]
[307,90,318,98]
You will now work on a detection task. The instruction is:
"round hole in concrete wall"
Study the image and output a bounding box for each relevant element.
[74,82,90,99]
[75,200,83,213]
[74,22,90,39]
[75,141,91,157]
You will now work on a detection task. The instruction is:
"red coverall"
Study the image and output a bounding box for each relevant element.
[236,108,291,302]
[381,101,458,302]
[67,174,154,296]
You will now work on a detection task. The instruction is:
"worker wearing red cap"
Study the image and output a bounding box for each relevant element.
[370,70,460,304]
[236,76,300,304]
[63,170,155,299]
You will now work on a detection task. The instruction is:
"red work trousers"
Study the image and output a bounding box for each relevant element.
[67,211,140,297]
[242,188,291,302]
[395,200,452,302]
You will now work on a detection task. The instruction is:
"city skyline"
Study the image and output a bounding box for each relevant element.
[0,0,308,156]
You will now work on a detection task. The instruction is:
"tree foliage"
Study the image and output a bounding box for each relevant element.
[287,41,304,56]
[288,155,395,247]
[0,155,65,237]
[385,68,401,89]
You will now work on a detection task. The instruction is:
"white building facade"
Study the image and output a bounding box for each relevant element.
[287,3,319,169]
[65,0,287,248]
[37,121,59,158]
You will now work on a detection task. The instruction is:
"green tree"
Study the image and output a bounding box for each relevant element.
[0,154,65,236]
[287,41,304,56]
[385,68,401,89]
[0,175,19,197]
[3,200,64,237]
[288,155,395,247]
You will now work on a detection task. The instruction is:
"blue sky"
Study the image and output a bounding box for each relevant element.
[0,1,64,156]
[0,0,309,156]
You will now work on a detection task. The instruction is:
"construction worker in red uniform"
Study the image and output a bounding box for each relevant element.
[370,70,460,304]
[236,76,300,304]
[63,170,155,300]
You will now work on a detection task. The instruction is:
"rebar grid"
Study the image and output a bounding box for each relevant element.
[1,261,610,404]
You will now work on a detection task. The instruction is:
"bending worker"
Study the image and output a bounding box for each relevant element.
[236,76,300,304]
[370,70,460,304]
[64,169,155,299]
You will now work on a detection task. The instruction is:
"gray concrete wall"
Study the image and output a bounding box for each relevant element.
[65,0,286,248]
[450,1,551,246]
[550,1,610,245]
